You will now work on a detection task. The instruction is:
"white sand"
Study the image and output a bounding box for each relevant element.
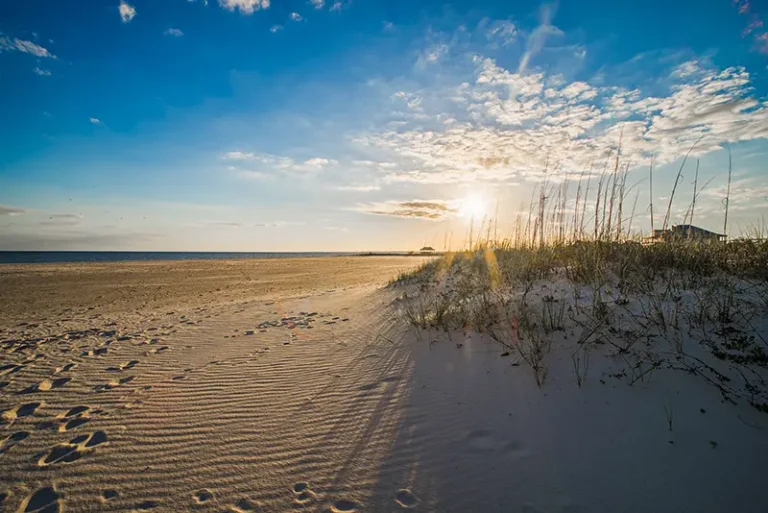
[1,256,767,512]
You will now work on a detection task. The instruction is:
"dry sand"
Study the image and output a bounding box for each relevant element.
[2,256,767,513]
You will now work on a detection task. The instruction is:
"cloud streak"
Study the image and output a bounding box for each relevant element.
[519,3,562,72]
[360,200,458,220]
[224,151,337,173]
[0,205,27,216]
[0,35,55,58]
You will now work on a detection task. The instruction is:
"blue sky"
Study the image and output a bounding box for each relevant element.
[1,0,767,251]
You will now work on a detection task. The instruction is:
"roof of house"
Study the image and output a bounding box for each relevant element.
[653,225,725,238]
[420,246,435,251]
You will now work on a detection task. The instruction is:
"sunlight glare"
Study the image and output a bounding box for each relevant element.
[458,195,488,219]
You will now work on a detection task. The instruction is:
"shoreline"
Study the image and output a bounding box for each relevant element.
[0,251,435,266]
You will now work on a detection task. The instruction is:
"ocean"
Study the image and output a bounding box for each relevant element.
[0,251,362,265]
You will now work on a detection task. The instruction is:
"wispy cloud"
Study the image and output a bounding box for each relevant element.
[270,25,283,33]
[734,0,768,54]
[352,160,397,169]
[164,28,184,37]
[33,67,52,76]
[0,205,27,216]
[484,19,518,47]
[309,0,324,9]
[119,1,137,23]
[224,151,254,159]
[0,35,55,58]
[218,0,270,14]
[355,56,768,185]
[519,3,562,72]
[224,151,337,173]
[330,1,343,11]
[360,200,457,220]
[40,213,84,227]
[335,184,380,192]
[89,117,102,125]
[290,12,303,22]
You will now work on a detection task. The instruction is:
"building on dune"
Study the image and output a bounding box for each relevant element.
[419,246,436,255]
[646,224,726,243]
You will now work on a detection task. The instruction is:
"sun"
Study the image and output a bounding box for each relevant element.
[458,195,488,219]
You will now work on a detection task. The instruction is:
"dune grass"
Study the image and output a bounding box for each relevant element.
[391,146,768,411]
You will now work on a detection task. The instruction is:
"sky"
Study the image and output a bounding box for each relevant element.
[1,0,767,251]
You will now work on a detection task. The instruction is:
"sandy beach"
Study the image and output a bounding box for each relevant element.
[2,254,767,513]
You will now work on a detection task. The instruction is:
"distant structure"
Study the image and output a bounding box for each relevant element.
[419,246,436,255]
[647,224,726,243]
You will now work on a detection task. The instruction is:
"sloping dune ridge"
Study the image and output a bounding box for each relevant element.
[1,256,767,513]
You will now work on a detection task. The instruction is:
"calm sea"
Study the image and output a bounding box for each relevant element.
[0,251,363,265]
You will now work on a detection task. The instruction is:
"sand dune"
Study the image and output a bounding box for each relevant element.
[2,256,767,512]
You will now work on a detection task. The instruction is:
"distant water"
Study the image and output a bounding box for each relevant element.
[0,251,361,265]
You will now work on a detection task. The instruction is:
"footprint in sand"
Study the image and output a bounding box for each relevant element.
[466,430,524,455]
[94,376,135,393]
[32,405,96,432]
[58,405,98,432]
[19,378,71,394]
[2,402,42,423]
[53,363,76,374]
[38,430,108,466]
[106,360,140,372]
[224,497,259,512]
[292,482,318,507]
[133,499,159,510]
[395,489,419,509]
[330,499,360,512]
[19,486,63,513]
[0,431,30,455]
[101,489,119,502]
[193,489,214,504]
[0,363,25,376]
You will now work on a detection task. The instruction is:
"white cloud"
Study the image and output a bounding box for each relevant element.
[352,160,398,169]
[119,1,137,23]
[309,0,324,9]
[290,12,303,21]
[0,35,55,58]
[224,152,336,173]
[218,0,270,14]
[336,184,381,192]
[224,151,254,159]
[330,1,343,11]
[304,157,331,166]
[354,57,768,185]
[89,117,102,125]
[165,28,184,37]
[383,21,394,32]
[33,67,51,76]
[270,25,283,33]
[323,226,349,232]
